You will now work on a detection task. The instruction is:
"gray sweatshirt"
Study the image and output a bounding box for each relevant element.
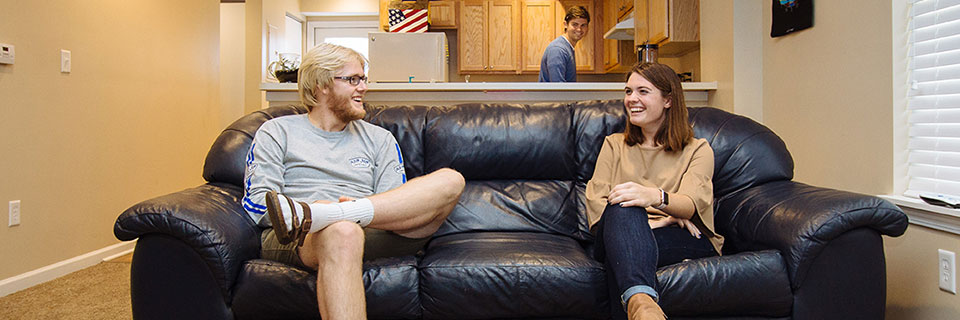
[242,115,406,227]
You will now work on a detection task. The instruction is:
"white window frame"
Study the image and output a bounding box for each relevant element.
[304,12,379,60]
[884,0,960,235]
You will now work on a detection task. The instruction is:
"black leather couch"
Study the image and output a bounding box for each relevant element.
[114,101,908,319]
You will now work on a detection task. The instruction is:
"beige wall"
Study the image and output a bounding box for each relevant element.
[699,1,733,113]
[761,0,892,196]
[705,1,960,318]
[0,0,219,279]
[886,224,960,319]
[245,0,265,114]
[222,3,247,129]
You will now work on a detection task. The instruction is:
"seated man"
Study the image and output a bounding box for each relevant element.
[242,43,465,319]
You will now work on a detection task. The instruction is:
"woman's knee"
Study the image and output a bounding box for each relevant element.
[603,204,646,221]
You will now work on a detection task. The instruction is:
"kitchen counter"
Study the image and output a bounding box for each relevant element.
[261,82,717,107]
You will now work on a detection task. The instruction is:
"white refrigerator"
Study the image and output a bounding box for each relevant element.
[367,32,448,83]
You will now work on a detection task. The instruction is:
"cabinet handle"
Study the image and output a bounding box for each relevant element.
[489,66,494,70]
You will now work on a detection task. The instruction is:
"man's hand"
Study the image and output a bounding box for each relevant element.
[312,196,356,205]
[649,216,701,239]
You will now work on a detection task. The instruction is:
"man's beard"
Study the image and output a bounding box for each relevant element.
[327,92,365,123]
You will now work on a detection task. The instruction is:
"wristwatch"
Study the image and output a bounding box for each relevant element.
[654,188,669,209]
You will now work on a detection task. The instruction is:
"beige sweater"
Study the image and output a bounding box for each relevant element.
[585,133,724,254]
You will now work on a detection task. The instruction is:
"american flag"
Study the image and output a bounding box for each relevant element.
[388,8,428,33]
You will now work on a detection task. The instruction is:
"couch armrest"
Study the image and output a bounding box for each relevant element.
[715,180,908,289]
[113,183,261,299]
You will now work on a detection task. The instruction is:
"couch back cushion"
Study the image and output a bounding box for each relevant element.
[422,103,577,180]
[202,105,308,186]
[687,107,794,198]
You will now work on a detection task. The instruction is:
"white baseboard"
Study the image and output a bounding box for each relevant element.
[0,240,137,298]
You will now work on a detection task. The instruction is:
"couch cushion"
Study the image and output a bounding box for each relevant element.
[364,104,431,180]
[232,256,420,320]
[571,100,628,182]
[423,103,577,180]
[658,250,793,318]
[433,180,590,241]
[203,105,308,186]
[419,232,607,319]
[687,107,793,199]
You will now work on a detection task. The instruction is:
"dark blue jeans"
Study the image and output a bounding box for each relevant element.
[592,204,717,319]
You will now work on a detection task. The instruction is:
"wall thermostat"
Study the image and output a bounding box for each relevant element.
[0,44,14,64]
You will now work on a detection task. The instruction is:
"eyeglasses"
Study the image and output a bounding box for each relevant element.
[333,75,368,86]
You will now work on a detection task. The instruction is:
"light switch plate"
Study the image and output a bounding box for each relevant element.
[61,49,71,73]
[0,43,14,64]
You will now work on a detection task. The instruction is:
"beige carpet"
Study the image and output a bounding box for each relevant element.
[0,253,132,320]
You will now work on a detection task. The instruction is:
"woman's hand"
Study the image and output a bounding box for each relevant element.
[649,216,702,239]
[608,182,660,208]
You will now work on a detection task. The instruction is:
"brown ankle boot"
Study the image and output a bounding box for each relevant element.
[626,294,666,320]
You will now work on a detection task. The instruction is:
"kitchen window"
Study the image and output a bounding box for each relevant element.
[305,13,379,60]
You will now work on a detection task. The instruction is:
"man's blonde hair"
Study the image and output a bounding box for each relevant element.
[298,43,368,110]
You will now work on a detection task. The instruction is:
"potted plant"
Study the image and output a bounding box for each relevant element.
[268,53,300,83]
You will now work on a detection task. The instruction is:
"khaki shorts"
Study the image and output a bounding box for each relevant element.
[260,227,431,269]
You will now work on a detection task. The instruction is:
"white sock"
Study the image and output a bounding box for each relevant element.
[275,194,307,231]
[307,198,375,233]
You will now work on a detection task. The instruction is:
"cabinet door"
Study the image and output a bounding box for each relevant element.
[603,0,618,70]
[617,0,634,19]
[429,0,459,29]
[487,0,519,71]
[521,0,556,72]
[459,0,487,71]
[555,0,595,71]
[647,0,668,44]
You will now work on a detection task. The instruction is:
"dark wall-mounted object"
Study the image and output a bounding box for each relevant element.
[771,0,813,37]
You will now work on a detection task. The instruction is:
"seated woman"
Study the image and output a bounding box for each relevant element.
[586,63,724,320]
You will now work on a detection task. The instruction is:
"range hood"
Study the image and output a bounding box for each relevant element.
[603,16,634,40]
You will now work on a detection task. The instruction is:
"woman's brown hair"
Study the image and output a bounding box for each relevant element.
[622,62,693,152]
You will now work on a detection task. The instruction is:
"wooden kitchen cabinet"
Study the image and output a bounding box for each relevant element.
[615,0,633,20]
[520,0,556,72]
[429,0,459,29]
[459,0,520,73]
[634,0,698,56]
[602,0,637,73]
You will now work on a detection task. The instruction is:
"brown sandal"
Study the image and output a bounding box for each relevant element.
[264,191,312,246]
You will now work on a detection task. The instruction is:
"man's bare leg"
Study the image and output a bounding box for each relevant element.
[365,167,465,238]
[299,221,366,320]
[295,168,464,319]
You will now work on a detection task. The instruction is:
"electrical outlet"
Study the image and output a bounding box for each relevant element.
[0,43,14,64]
[8,200,20,227]
[61,49,71,73]
[939,249,956,294]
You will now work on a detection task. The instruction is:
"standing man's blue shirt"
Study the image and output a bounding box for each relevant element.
[538,36,577,82]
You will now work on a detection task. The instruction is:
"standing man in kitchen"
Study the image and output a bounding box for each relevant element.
[539,5,590,82]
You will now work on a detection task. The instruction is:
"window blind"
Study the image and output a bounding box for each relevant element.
[908,0,960,198]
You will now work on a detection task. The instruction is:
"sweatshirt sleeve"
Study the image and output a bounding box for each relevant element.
[585,136,619,229]
[676,140,715,219]
[242,121,287,227]
[372,131,406,194]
